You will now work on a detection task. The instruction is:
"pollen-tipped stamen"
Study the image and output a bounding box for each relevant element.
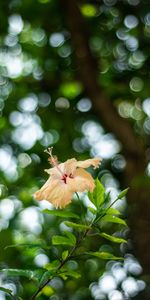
[44,147,64,176]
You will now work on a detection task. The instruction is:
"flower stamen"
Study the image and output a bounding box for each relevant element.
[61,173,74,184]
[44,147,64,176]
[61,173,67,184]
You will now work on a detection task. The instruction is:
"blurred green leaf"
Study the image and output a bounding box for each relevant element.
[117,188,129,199]
[0,269,44,281]
[60,270,81,279]
[100,215,127,226]
[44,260,60,271]
[0,287,13,297]
[99,232,127,243]
[39,270,55,285]
[52,235,75,246]
[64,230,76,245]
[87,252,123,260]
[62,250,69,260]
[95,207,120,222]
[5,243,50,250]
[88,206,97,214]
[64,221,90,231]
[88,179,104,208]
[106,208,121,215]
[42,285,55,297]
[43,209,79,219]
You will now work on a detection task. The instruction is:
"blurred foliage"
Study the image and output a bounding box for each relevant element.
[1,181,128,299]
[0,0,150,299]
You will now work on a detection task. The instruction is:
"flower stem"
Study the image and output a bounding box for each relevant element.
[94,196,120,224]
[30,228,90,300]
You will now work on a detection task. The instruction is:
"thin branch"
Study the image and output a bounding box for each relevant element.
[30,227,90,300]
[94,195,124,224]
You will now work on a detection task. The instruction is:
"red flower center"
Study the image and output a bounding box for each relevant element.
[61,173,73,184]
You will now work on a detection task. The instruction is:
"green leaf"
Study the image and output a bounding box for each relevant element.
[62,250,69,260]
[117,188,129,199]
[0,269,33,278]
[87,251,123,260]
[40,270,54,285]
[106,208,121,215]
[89,179,105,208]
[100,215,127,226]
[95,207,120,221]
[52,235,75,246]
[60,270,81,279]
[43,209,79,219]
[42,286,54,297]
[64,231,76,245]
[44,260,60,271]
[5,242,49,250]
[64,221,90,231]
[88,206,97,214]
[94,179,105,207]
[88,192,94,204]
[59,273,68,280]
[0,286,13,296]
[0,269,43,281]
[104,191,111,203]
[33,269,46,281]
[99,232,127,243]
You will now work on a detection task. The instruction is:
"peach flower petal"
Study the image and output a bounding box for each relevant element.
[77,158,101,169]
[45,158,77,176]
[34,178,73,208]
[68,168,95,192]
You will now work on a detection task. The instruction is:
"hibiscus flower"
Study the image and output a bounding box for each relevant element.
[34,148,101,208]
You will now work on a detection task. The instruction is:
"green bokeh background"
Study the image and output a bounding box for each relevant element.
[0,0,150,299]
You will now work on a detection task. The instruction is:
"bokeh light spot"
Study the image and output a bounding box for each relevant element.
[18,153,32,168]
[91,134,121,159]
[121,277,139,297]
[99,274,117,293]
[125,36,139,51]
[49,33,65,47]
[129,77,144,92]
[8,14,24,34]
[80,4,97,17]
[34,253,49,267]
[60,81,82,99]
[19,207,43,234]
[124,15,139,29]
[142,98,150,117]
[38,93,51,107]
[0,198,15,219]
[55,97,70,110]
[18,94,38,112]
[77,98,92,112]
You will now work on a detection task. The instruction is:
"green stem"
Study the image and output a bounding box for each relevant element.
[75,192,87,224]
[94,196,120,224]
[75,192,80,201]
[30,228,90,300]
